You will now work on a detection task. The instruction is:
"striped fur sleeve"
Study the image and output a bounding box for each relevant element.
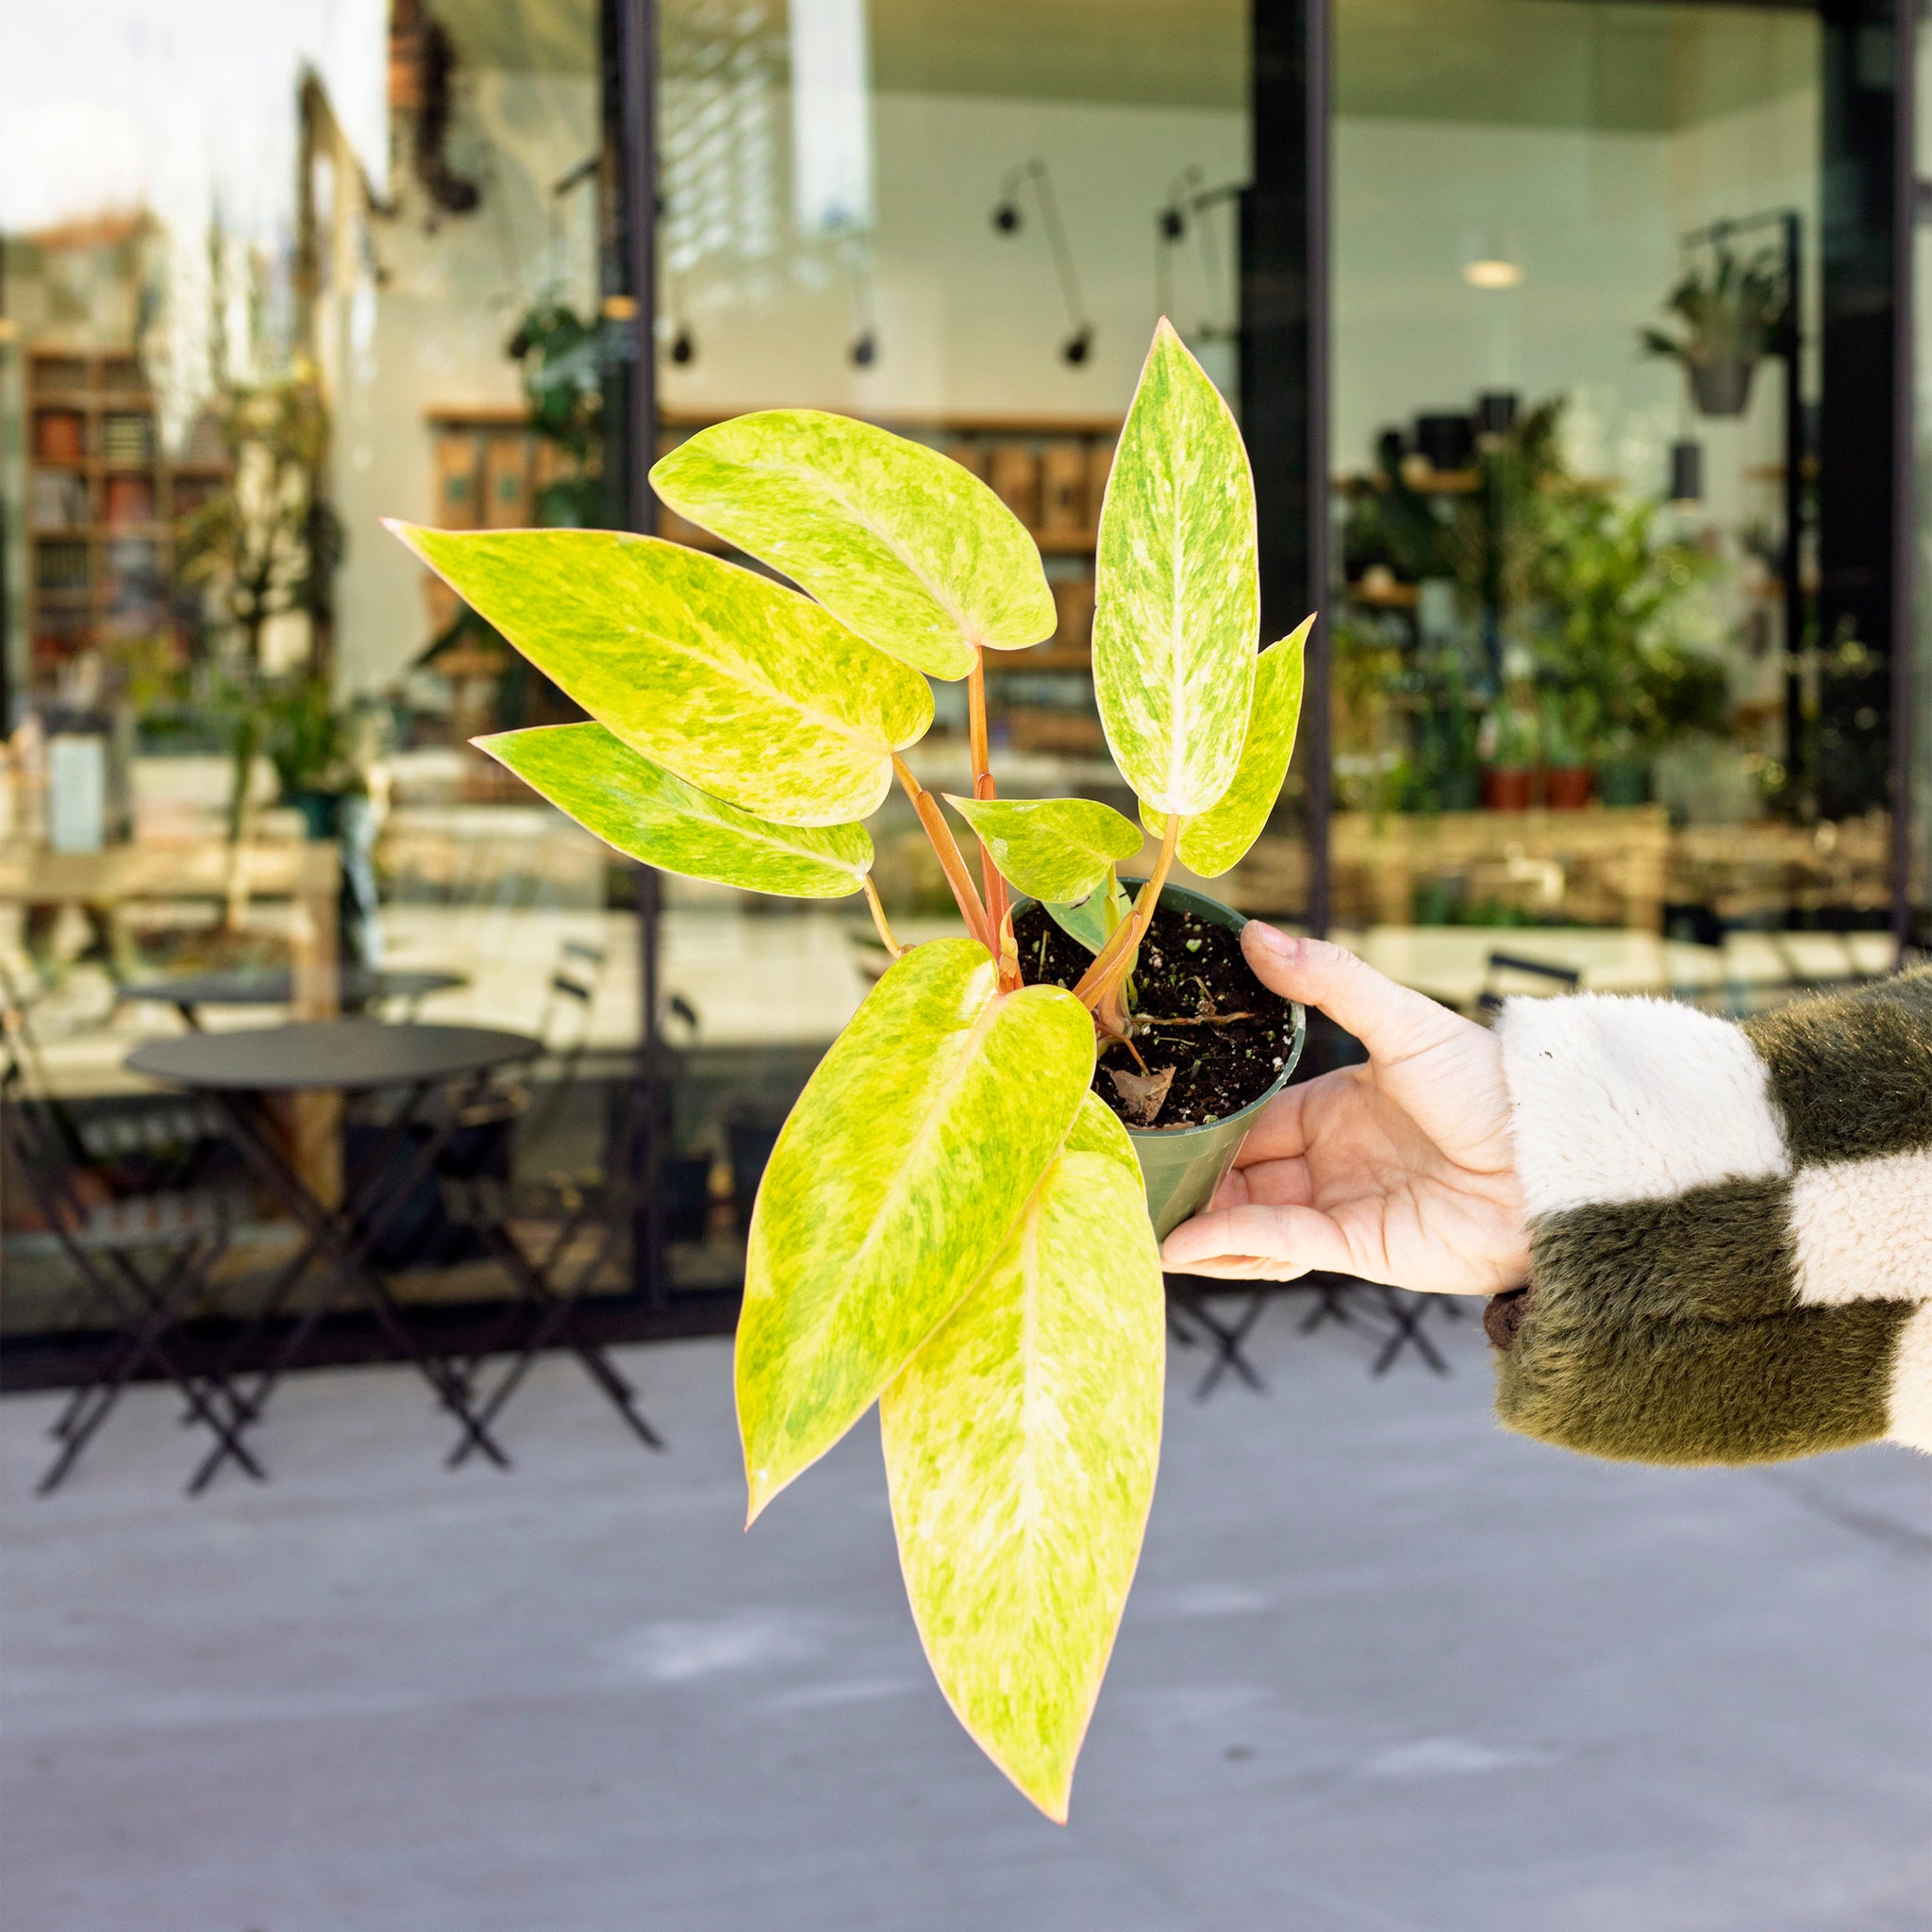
[1485,970,1932,1465]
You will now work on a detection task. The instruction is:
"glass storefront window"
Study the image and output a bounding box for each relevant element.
[0,2,648,1329]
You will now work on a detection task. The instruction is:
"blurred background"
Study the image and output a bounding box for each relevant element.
[1,5,1928,1928]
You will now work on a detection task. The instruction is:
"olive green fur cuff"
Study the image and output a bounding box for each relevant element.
[1491,973,1932,1466]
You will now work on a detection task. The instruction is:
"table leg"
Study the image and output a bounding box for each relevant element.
[189,1083,512,1489]
[192,1090,447,1431]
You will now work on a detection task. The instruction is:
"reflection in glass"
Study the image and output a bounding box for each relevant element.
[1328,0,1900,1009]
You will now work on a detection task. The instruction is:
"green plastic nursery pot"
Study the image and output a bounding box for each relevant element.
[1020,879,1307,1241]
[1121,882,1306,1240]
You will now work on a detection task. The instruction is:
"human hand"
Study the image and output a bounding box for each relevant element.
[1158,925,1530,1293]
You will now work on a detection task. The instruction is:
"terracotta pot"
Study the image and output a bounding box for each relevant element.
[1542,766,1593,810]
[1481,767,1534,812]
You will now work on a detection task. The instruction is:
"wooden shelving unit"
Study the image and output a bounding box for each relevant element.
[424,405,1124,766]
[22,349,227,696]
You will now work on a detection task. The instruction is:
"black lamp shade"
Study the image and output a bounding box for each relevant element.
[1669,439,1704,504]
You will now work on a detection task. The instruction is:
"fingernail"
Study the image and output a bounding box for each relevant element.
[1245,923,1300,961]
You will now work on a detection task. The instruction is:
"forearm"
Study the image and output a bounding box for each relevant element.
[1487,971,1932,1465]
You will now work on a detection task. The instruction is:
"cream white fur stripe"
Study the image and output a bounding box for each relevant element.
[1885,1302,1932,1454]
[1500,993,1788,1217]
[1790,1148,1932,1307]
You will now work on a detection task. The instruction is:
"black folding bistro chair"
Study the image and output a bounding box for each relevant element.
[1475,949,1582,1019]
[1293,1274,1454,1375]
[0,1037,263,1492]
[434,1075,664,1464]
[1166,1279,1275,1399]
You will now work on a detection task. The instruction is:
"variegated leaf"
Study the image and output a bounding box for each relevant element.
[651,411,1056,680]
[738,941,1094,1519]
[943,795,1141,906]
[1141,617,1310,876]
[386,522,931,827]
[1091,320,1258,815]
[476,723,872,898]
[881,1092,1164,1822]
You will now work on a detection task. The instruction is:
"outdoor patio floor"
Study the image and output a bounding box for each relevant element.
[4,1301,1928,1932]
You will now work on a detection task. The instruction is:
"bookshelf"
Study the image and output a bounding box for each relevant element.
[22,349,228,697]
[423,405,1121,766]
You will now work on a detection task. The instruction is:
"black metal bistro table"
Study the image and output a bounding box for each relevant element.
[124,967,469,1027]
[125,1021,658,1489]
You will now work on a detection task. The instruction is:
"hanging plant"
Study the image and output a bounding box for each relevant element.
[1640,242,1787,418]
[386,322,1309,1821]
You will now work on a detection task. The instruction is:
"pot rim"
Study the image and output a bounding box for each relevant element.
[1018,876,1307,1142]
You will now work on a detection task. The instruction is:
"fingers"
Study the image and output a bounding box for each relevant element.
[1160,1201,1354,1280]
[1241,924,1461,1064]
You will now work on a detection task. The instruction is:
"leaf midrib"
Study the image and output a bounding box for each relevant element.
[771,978,1042,1447]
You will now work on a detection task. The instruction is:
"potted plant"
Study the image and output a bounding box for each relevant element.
[1479,695,1539,810]
[1640,242,1787,418]
[507,295,608,528]
[175,367,344,844]
[1537,687,1596,809]
[385,322,1308,1822]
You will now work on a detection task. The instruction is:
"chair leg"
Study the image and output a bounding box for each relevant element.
[1168,1288,1270,1400]
[1370,1286,1451,1377]
[448,1219,664,1463]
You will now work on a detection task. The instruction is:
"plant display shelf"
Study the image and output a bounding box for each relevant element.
[22,347,228,696]
[1227,806,1673,932]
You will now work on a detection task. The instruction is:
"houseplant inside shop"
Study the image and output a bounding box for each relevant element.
[1640,240,1787,418]
[386,321,1308,1821]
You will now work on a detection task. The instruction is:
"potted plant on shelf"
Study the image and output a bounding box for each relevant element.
[1537,687,1596,809]
[1479,693,1539,810]
[1640,242,1787,419]
[386,322,1307,1822]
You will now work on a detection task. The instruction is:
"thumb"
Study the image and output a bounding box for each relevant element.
[1240,924,1457,1061]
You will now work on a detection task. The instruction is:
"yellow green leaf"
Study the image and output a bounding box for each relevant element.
[1091,320,1258,816]
[1043,874,1132,956]
[880,1091,1164,1823]
[651,411,1056,681]
[1061,1086,1145,1174]
[738,940,1094,1519]
[1141,617,1310,876]
[942,795,1141,905]
[475,723,872,898]
[386,522,931,827]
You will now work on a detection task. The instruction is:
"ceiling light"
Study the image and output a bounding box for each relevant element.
[1462,258,1523,291]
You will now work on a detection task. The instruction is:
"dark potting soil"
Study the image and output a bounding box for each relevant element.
[1013,901,1297,1131]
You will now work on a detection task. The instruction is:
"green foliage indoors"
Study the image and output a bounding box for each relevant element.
[1334,394,1725,810]
[1640,242,1788,376]
[387,322,1308,1823]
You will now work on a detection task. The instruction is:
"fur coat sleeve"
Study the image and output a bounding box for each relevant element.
[1485,970,1932,1464]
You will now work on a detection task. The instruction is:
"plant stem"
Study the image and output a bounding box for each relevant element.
[965,649,1009,940]
[1074,814,1181,1012]
[1133,1011,1257,1027]
[892,754,992,953]
[861,875,903,958]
